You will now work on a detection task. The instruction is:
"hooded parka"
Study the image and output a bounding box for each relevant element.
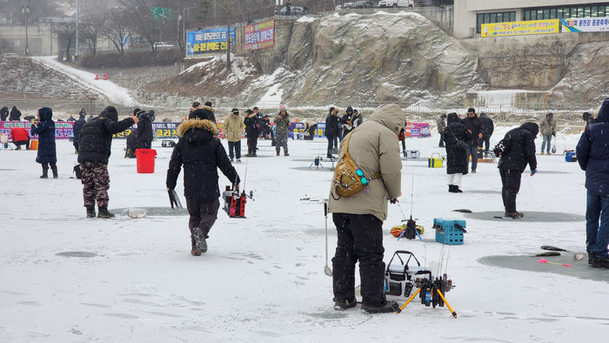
[31,107,57,164]
[223,113,244,142]
[78,106,135,165]
[497,122,539,173]
[328,104,404,222]
[443,113,471,175]
[166,119,240,201]
[325,108,340,138]
[577,98,609,196]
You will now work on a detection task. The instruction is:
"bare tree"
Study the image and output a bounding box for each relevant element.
[51,19,77,61]
[199,0,239,70]
[120,0,177,53]
[80,15,104,57]
[100,10,131,54]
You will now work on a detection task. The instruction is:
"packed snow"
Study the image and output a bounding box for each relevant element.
[1,124,607,342]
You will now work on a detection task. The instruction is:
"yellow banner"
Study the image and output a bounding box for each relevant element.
[481,19,559,38]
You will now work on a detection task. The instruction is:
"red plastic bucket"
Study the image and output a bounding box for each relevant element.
[134,149,157,173]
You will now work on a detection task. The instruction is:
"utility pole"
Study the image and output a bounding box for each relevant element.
[75,0,79,61]
[23,0,30,56]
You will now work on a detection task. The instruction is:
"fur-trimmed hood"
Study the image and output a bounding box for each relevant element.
[178,119,219,137]
[331,108,339,116]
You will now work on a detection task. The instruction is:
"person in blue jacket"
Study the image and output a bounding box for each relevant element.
[31,107,57,179]
[577,98,609,268]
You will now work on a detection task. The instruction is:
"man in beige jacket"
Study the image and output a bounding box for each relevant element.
[329,103,404,314]
[223,108,244,162]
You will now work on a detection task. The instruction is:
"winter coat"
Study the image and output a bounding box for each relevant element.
[443,113,471,175]
[67,115,76,122]
[223,114,244,142]
[328,104,404,222]
[436,116,446,133]
[189,105,216,123]
[78,106,135,165]
[244,114,259,137]
[497,122,538,173]
[10,127,29,142]
[461,113,483,146]
[9,107,21,121]
[136,112,154,143]
[479,113,494,137]
[0,107,9,121]
[325,108,340,138]
[30,107,57,164]
[274,111,290,135]
[539,115,556,136]
[72,116,86,142]
[166,119,240,201]
[577,98,609,196]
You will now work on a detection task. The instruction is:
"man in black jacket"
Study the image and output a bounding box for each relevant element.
[78,106,138,218]
[244,109,259,157]
[461,108,483,173]
[479,113,494,153]
[0,106,9,121]
[166,117,240,256]
[325,107,340,158]
[497,122,538,219]
[72,113,86,153]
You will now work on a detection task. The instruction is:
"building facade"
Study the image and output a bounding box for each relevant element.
[454,0,609,38]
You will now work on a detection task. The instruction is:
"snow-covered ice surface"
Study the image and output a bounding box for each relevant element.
[1,128,608,342]
[32,56,138,106]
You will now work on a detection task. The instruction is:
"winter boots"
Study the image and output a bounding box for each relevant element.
[51,165,58,179]
[361,300,400,314]
[448,185,463,193]
[504,212,524,219]
[86,206,96,218]
[191,228,207,256]
[41,165,49,178]
[97,206,115,218]
[334,298,357,311]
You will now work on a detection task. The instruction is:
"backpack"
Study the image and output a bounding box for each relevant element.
[493,136,512,158]
[331,131,380,199]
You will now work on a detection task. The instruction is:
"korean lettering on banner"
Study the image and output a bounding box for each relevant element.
[1,121,74,140]
[562,17,609,33]
[244,19,275,51]
[481,19,559,38]
[112,122,180,139]
[187,28,235,56]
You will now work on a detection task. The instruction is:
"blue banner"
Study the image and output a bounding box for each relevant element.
[187,28,235,55]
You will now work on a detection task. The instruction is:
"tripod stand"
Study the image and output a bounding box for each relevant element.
[396,278,457,318]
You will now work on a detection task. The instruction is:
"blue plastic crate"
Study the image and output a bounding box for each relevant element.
[433,218,466,245]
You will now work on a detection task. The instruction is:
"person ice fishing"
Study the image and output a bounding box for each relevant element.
[328,103,404,314]
[497,122,538,219]
[461,108,483,173]
[166,115,240,256]
[72,112,86,153]
[325,107,340,158]
[577,99,609,268]
[223,108,244,162]
[437,113,447,147]
[274,106,290,156]
[78,106,138,218]
[444,112,471,193]
[30,107,58,179]
[539,113,556,155]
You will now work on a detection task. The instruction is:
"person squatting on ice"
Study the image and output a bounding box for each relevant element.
[577,98,609,268]
[78,106,138,218]
[30,107,58,179]
[10,126,30,150]
[328,103,404,314]
[497,122,538,219]
[166,117,240,256]
[443,112,471,193]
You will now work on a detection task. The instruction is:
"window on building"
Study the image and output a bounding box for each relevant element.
[476,11,517,34]
[523,2,609,21]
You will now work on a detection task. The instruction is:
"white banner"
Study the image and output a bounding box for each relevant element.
[561,17,609,33]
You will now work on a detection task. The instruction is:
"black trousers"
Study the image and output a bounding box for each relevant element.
[332,213,386,307]
[186,198,220,240]
[479,135,491,152]
[228,141,241,159]
[500,168,521,213]
[247,135,257,155]
[326,135,336,157]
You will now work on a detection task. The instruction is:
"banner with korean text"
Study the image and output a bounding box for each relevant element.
[244,19,275,51]
[481,19,559,37]
[561,17,609,32]
[187,28,235,56]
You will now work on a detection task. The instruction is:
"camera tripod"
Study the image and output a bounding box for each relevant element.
[396,278,457,318]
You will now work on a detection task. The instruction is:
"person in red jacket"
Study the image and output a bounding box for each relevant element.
[10,126,30,150]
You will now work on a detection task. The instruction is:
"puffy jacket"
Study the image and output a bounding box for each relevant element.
[244,113,259,137]
[78,106,135,165]
[9,107,21,121]
[274,112,290,135]
[443,113,471,175]
[539,115,556,136]
[136,112,154,143]
[0,107,8,121]
[10,127,29,142]
[325,108,340,138]
[328,104,404,222]
[166,119,240,201]
[223,114,244,142]
[31,107,57,164]
[73,116,86,142]
[479,113,494,137]
[189,105,216,123]
[497,122,538,173]
[577,98,609,195]
[461,114,483,146]
[436,116,446,133]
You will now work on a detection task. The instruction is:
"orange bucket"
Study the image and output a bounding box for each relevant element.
[30,140,39,150]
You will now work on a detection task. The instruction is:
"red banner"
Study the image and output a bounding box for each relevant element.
[244,19,275,51]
